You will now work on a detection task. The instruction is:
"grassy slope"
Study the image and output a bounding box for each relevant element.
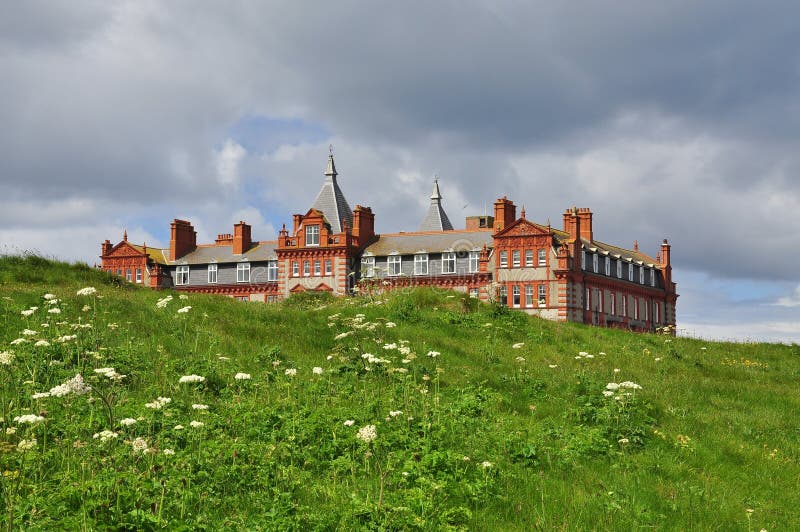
[1,255,798,530]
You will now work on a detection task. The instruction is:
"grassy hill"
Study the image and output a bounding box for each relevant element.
[1,255,798,530]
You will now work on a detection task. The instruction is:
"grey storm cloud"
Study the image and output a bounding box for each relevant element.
[1,0,799,288]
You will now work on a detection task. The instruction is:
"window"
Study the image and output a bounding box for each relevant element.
[469,288,479,299]
[639,266,645,284]
[617,260,622,278]
[525,250,534,267]
[654,302,660,323]
[267,261,278,281]
[499,285,507,306]
[136,268,142,283]
[237,262,250,283]
[538,249,547,267]
[500,251,508,268]
[650,269,656,287]
[314,260,321,276]
[622,296,628,317]
[208,264,218,284]
[538,284,546,307]
[292,262,299,277]
[325,259,332,275]
[586,288,590,310]
[598,290,603,313]
[361,256,375,278]
[115,269,122,276]
[305,225,320,246]
[605,257,610,276]
[442,252,456,274]
[388,255,401,276]
[512,250,520,268]
[610,292,616,315]
[469,251,480,273]
[512,286,521,307]
[414,254,428,275]
[634,298,640,320]
[644,299,649,321]
[303,261,310,277]
[525,285,533,307]
[628,264,634,282]
[176,265,189,285]
[581,251,586,269]
[126,269,132,281]
[592,254,598,273]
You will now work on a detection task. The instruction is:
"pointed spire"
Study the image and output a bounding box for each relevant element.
[430,176,442,201]
[311,150,353,233]
[123,229,127,242]
[324,144,337,180]
[634,240,639,252]
[419,176,454,231]
[521,205,526,219]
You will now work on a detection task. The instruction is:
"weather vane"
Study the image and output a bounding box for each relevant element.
[329,144,333,155]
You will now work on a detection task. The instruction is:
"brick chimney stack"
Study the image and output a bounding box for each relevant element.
[576,208,593,242]
[101,239,113,257]
[352,205,375,242]
[563,207,582,241]
[233,221,252,255]
[660,239,672,288]
[493,197,516,232]
[169,219,196,261]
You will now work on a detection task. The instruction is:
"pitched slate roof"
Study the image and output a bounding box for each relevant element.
[128,244,169,265]
[169,241,278,265]
[310,154,353,233]
[418,179,454,232]
[583,239,660,267]
[363,229,492,256]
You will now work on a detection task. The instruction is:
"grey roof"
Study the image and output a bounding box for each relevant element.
[582,238,660,268]
[364,230,493,256]
[171,241,278,265]
[418,179,454,231]
[310,154,353,233]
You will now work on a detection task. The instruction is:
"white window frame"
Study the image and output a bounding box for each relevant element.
[469,288,479,299]
[126,269,132,282]
[499,250,508,268]
[306,225,320,246]
[525,250,534,267]
[292,262,299,277]
[208,263,218,284]
[605,256,610,276]
[303,260,310,277]
[313,260,320,276]
[267,261,278,281]
[388,255,401,277]
[650,269,656,287]
[499,285,508,306]
[525,285,534,307]
[361,256,375,278]
[136,268,142,283]
[617,260,622,278]
[468,251,480,273]
[442,252,456,274]
[622,296,628,317]
[324,259,332,276]
[634,298,640,320]
[610,292,616,315]
[414,253,429,275]
[538,249,547,267]
[512,285,521,308]
[586,287,590,310]
[176,265,189,286]
[628,263,634,282]
[592,254,598,273]
[538,284,547,307]
[639,266,645,284]
[237,262,250,283]
[512,250,520,268]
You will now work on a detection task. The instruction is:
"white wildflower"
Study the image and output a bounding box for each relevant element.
[619,381,642,390]
[6,427,16,435]
[43,293,57,300]
[31,392,51,399]
[426,350,440,358]
[284,368,297,377]
[93,430,118,442]
[48,308,61,314]
[173,425,184,430]
[163,448,175,456]
[578,351,589,357]
[34,340,50,347]
[10,338,26,345]
[94,367,125,381]
[234,372,251,380]
[548,364,558,369]
[515,356,526,362]
[334,331,352,340]
[21,309,35,317]
[144,396,172,409]
[49,374,91,397]
[0,351,14,365]
[613,368,620,373]
[22,329,38,336]
[178,374,205,384]
[119,418,137,427]
[512,343,524,349]
[388,410,403,417]
[606,382,620,391]
[654,357,662,362]
[82,305,91,312]
[192,404,209,410]
[189,420,204,428]
[156,296,173,308]
[383,343,397,350]
[76,287,97,296]
[218,355,230,361]
[179,294,189,300]
[177,306,191,314]
[618,438,629,444]
[602,390,614,397]
[46,299,60,306]
[14,414,45,425]
[481,461,493,468]
[356,424,377,443]
[131,437,149,454]
[312,367,323,375]
[385,322,396,328]
[17,438,37,451]
[343,419,355,427]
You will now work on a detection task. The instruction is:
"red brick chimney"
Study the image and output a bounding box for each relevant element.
[660,239,672,288]
[493,197,516,232]
[352,205,375,242]
[169,219,196,261]
[563,207,582,241]
[233,221,252,255]
[576,208,593,242]
[101,239,113,257]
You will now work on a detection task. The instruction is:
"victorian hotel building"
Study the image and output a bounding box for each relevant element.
[101,153,677,331]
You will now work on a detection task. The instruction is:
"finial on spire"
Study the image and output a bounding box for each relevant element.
[430,176,442,202]
[521,205,526,219]
[547,217,551,228]
[329,143,333,155]
[123,229,127,242]
[324,148,337,178]
[634,240,639,252]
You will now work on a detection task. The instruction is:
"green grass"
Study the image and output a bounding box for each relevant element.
[1,255,798,530]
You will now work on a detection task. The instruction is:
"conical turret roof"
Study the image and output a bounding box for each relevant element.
[418,178,454,232]
[310,152,353,233]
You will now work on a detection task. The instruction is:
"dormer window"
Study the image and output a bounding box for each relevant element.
[592,254,598,273]
[616,260,622,278]
[639,266,645,284]
[469,251,480,273]
[628,263,634,282]
[237,262,250,283]
[414,253,428,275]
[604,257,610,276]
[306,225,320,246]
[361,256,375,278]
[388,255,402,276]
[442,252,456,274]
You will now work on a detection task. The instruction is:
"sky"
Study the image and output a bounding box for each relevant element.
[1,1,798,343]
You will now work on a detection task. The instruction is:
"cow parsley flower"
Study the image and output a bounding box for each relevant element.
[93,430,118,442]
[343,419,355,427]
[173,425,184,430]
[10,338,26,345]
[179,294,189,300]
[388,410,403,417]
[334,331,352,340]
[31,392,51,399]
[144,397,172,409]
[95,367,126,381]
[82,305,91,312]
[192,404,209,410]
[17,438,37,451]
[383,343,397,350]
[178,374,205,384]
[548,364,558,369]
[155,296,173,308]
[619,381,642,390]
[34,340,50,347]
[21,309,35,317]
[163,448,175,456]
[512,342,524,349]
[47,308,61,314]
[234,372,251,380]
[0,351,14,365]
[385,322,396,328]
[14,414,46,425]
[22,329,38,336]
[312,367,323,375]
[131,437,149,454]
[76,287,97,296]
[119,418,137,426]
[43,293,57,300]
[481,461,493,468]
[177,306,191,314]
[6,427,17,435]
[189,420,204,428]
[606,382,620,391]
[515,356,526,362]
[602,390,614,397]
[356,424,377,443]
[49,374,91,397]
[284,368,297,377]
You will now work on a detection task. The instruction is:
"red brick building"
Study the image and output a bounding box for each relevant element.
[101,153,677,331]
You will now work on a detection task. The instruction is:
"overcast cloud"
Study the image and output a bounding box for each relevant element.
[1,1,798,342]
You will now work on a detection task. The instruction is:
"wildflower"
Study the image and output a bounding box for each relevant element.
[174,425,184,430]
[178,374,205,384]
[156,296,173,308]
[272,360,282,368]
[31,392,51,399]
[49,374,91,397]
[599,352,607,356]
[515,356,526,362]
[613,368,620,373]
[284,368,297,377]
[43,293,57,300]
[22,329,38,336]
[6,427,17,435]
[131,437,149,454]
[46,299,60,306]
[326,355,333,360]
[56,334,78,343]
[343,420,355,427]
[602,390,614,397]
[10,338,26,345]
[82,305,91,312]
[619,381,642,390]
[427,350,440,358]
[385,322,396,328]
[234,372,251,380]
[356,424,377,443]
[398,346,412,355]
[179,294,189,300]
[312,367,323,375]
[512,342,524,349]
[654,357,662,362]
[95,367,125,381]
[93,430,118,442]
[578,351,588,357]
[177,306,191,314]
[34,340,50,347]
[119,418,137,426]
[17,439,37,451]
[21,309,35,317]
[218,355,230,361]
[481,461,493,468]
[383,343,397,350]
[618,438,629,444]
[144,397,172,409]
[393,367,409,374]
[48,308,61,314]
[189,420,204,428]
[334,331,352,340]
[606,383,620,391]
[192,404,209,410]
[14,414,45,425]
[77,287,97,296]
[163,449,175,456]
[548,364,558,369]
[0,352,14,365]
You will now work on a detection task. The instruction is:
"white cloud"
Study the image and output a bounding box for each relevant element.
[775,285,800,308]
[215,139,246,187]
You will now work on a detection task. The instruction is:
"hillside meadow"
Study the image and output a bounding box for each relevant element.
[0,255,798,530]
